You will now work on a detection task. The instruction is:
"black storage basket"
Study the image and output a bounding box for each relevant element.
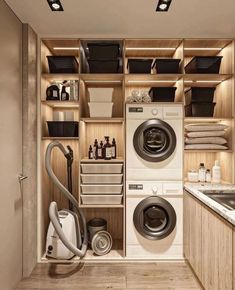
[185,87,216,105]
[185,102,216,117]
[47,56,79,73]
[47,121,79,137]
[88,59,120,73]
[127,59,153,74]
[184,56,222,74]
[152,59,181,73]
[87,43,120,59]
[149,87,177,102]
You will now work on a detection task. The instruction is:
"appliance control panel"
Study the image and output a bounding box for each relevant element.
[127,181,183,196]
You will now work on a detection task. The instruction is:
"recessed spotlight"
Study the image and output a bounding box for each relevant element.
[47,0,64,11]
[156,0,172,11]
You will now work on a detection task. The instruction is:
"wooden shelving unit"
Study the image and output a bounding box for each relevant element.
[38,37,235,261]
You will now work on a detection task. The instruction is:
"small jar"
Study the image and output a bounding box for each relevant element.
[187,170,199,183]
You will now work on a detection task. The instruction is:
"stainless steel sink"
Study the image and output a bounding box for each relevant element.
[201,190,235,210]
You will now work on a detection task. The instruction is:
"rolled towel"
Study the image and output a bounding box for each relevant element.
[185,137,227,145]
[142,95,152,103]
[126,96,135,103]
[186,130,226,138]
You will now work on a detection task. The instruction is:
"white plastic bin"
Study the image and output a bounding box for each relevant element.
[81,163,123,174]
[81,195,123,205]
[88,88,113,102]
[81,184,123,195]
[81,174,123,184]
[88,102,113,117]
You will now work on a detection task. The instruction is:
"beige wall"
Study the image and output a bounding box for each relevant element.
[0,0,23,289]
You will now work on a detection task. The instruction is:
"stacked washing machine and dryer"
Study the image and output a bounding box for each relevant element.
[126,103,183,259]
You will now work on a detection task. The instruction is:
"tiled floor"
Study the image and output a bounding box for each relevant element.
[15,262,202,290]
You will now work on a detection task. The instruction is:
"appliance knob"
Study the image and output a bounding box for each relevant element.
[152,108,158,116]
[152,186,158,194]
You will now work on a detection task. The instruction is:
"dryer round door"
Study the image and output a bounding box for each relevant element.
[133,196,176,240]
[133,119,176,162]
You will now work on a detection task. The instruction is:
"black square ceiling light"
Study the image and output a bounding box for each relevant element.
[156,0,172,11]
[47,0,64,11]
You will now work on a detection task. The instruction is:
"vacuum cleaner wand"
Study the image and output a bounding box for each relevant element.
[45,141,87,258]
[65,145,74,211]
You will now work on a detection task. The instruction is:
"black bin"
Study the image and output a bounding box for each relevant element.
[184,56,222,74]
[185,87,216,105]
[87,43,120,59]
[88,59,120,73]
[185,102,216,117]
[47,121,79,137]
[152,59,181,73]
[127,59,153,74]
[149,87,177,102]
[47,56,79,73]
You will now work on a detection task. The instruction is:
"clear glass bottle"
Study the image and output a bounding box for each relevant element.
[206,169,211,183]
[198,163,206,182]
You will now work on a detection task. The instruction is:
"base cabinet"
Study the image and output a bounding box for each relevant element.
[184,190,233,290]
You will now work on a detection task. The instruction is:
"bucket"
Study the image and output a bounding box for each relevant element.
[87,218,107,241]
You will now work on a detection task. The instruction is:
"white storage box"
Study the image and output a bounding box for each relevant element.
[81,195,123,205]
[81,184,123,195]
[88,88,113,102]
[81,163,123,174]
[81,174,123,184]
[88,102,113,117]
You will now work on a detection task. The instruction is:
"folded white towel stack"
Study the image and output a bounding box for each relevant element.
[184,123,229,150]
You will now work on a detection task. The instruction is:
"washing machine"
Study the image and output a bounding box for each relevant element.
[126,103,183,181]
[126,181,183,259]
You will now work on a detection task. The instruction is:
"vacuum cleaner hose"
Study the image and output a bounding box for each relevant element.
[45,141,87,257]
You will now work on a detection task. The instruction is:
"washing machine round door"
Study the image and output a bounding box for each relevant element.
[133,196,176,240]
[133,119,176,162]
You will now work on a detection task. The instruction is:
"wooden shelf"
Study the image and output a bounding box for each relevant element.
[125,74,182,86]
[42,137,79,140]
[184,74,232,85]
[42,73,79,81]
[80,74,123,84]
[80,117,124,123]
[41,100,79,108]
[184,117,233,122]
[80,204,124,208]
[81,157,124,163]
[184,149,233,153]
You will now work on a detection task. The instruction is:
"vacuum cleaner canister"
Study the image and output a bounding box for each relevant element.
[46,210,81,260]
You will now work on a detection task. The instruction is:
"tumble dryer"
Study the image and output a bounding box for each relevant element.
[126,104,183,181]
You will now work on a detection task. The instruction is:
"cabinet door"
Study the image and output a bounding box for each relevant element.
[184,191,202,280]
[183,191,190,260]
[202,206,233,290]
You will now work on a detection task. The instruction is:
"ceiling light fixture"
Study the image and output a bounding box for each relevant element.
[47,0,64,11]
[126,47,176,51]
[127,80,176,84]
[185,48,222,51]
[156,0,172,12]
[53,47,80,50]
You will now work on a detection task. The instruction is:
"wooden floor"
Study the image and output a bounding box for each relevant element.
[15,262,202,290]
